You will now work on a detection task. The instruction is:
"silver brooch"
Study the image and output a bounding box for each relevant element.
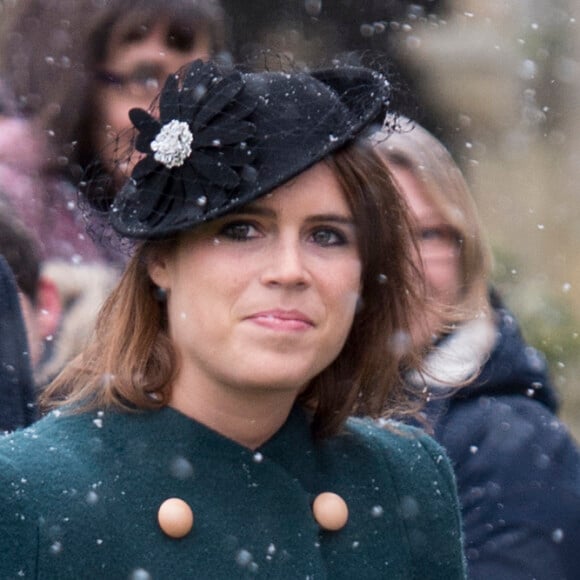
[151,120,194,168]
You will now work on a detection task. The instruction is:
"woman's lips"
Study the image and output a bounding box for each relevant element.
[245,309,314,331]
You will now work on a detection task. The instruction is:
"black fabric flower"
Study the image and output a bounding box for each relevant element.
[126,60,257,230]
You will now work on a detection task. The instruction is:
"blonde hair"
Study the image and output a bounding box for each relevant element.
[374,119,493,320]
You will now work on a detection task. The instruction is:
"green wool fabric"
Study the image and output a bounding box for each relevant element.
[0,405,466,579]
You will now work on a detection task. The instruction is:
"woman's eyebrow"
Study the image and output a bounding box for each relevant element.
[229,206,355,227]
[304,214,355,226]
[228,206,275,218]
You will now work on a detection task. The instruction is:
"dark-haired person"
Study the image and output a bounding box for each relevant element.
[0,60,466,578]
[0,0,227,265]
[0,87,119,388]
[375,119,580,580]
[0,199,61,377]
[0,198,61,431]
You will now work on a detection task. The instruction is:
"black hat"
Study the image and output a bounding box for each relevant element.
[110,59,391,239]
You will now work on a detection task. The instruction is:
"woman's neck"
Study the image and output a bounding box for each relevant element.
[169,378,298,450]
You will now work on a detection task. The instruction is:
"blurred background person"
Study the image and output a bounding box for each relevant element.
[0,198,61,377]
[0,86,118,393]
[0,196,61,385]
[0,0,228,265]
[0,194,61,431]
[0,81,104,263]
[374,118,580,579]
[0,193,117,395]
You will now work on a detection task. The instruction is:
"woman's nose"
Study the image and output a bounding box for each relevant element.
[260,237,311,288]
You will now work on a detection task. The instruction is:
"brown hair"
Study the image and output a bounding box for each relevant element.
[0,0,227,181]
[42,140,426,437]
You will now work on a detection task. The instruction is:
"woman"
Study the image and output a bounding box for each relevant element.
[0,0,227,264]
[0,61,466,578]
[375,119,580,579]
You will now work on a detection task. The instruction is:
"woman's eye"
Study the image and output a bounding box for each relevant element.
[417,226,461,250]
[220,222,260,241]
[311,228,347,247]
[420,227,444,241]
[419,226,457,242]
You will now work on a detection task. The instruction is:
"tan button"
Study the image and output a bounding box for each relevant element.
[312,492,349,531]
[158,497,194,538]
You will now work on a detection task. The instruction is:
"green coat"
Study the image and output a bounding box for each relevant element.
[0,406,466,579]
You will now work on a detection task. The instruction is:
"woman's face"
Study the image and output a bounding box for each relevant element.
[391,165,462,343]
[93,20,211,179]
[148,161,362,400]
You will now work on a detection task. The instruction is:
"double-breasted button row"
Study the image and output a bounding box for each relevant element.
[157,492,349,538]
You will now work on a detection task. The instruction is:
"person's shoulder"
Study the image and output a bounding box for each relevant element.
[341,416,457,491]
[0,409,105,469]
[1,409,66,441]
[445,393,577,460]
[440,393,580,502]
[345,415,447,458]
[336,417,465,578]
[0,409,114,575]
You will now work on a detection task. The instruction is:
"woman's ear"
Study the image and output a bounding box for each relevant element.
[36,275,62,340]
[146,251,171,290]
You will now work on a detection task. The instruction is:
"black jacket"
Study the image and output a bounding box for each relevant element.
[0,256,36,431]
[418,305,580,579]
